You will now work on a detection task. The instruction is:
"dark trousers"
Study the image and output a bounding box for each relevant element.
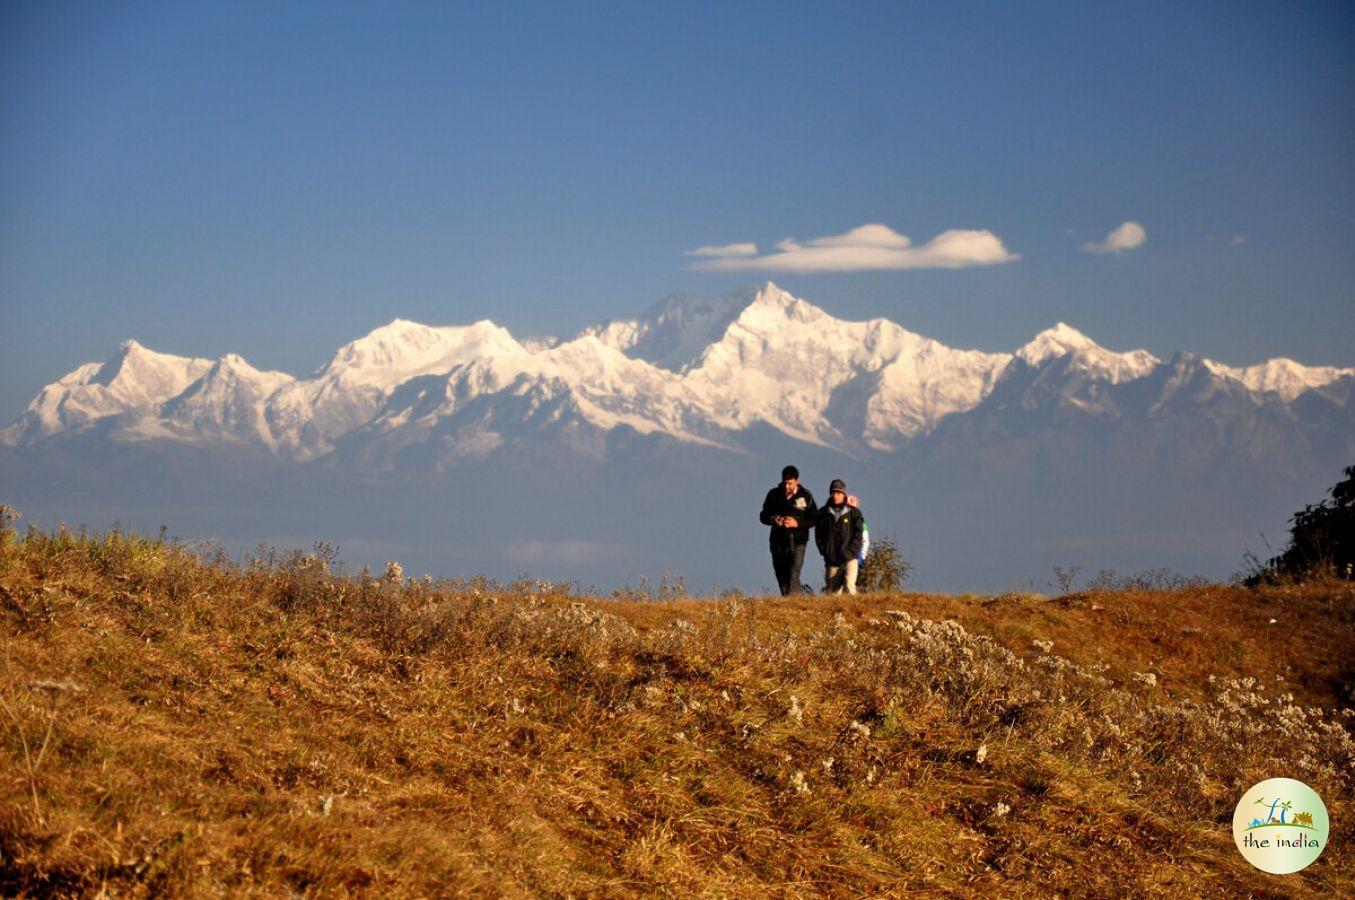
[771,541,807,596]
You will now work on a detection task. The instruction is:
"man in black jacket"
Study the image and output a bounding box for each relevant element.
[816,478,864,595]
[759,465,818,595]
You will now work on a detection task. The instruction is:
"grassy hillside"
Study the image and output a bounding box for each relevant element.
[2,517,1352,897]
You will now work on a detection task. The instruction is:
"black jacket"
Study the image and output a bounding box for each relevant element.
[815,503,864,566]
[760,484,817,550]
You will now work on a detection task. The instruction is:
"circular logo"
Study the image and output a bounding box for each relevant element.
[1232,778,1329,874]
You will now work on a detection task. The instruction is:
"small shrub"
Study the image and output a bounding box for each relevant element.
[1086,567,1210,591]
[858,534,911,593]
[1050,565,1081,595]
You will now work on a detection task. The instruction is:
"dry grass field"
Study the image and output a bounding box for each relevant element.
[2,514,1352,897]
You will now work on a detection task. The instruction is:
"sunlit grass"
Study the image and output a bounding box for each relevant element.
[1,512,1351,895]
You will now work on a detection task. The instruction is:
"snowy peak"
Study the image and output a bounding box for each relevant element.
[1016,323,1159,383]
[0,342,215,445]
[1203,357,1355,402]
[682,284,1008,450]
[321,318,525,385]
[154,355,296,448]
[733,281,829,330]
[577,284,768,372]
[90,340,214,406]
[262,318,530,459]
[345,330,740,469]
[182,354,294,399]
[1015,323,1098,366]
[575,282,822,374]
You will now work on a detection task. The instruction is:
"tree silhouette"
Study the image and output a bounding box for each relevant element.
[1247,464,1355,585]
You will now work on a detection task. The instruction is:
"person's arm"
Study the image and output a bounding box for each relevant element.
[847,510,864,559]
[759,489,778,527]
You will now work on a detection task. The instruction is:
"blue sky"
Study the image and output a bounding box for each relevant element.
[2,1,1353,419]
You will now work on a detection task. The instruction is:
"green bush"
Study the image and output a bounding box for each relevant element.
[858,534,911,593]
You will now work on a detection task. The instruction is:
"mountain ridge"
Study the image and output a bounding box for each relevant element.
[3,285,1351,591]
[7,282,1347,461]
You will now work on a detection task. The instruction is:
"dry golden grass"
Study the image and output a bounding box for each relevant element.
[1,519,1351,897]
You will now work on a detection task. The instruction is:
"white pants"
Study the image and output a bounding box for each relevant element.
[824,558,858,595]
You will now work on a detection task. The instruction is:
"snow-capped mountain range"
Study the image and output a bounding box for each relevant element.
[5,283,1350,464]
[4,282,1352,591]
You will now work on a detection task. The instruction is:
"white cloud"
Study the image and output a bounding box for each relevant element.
[688,223,1019,273]
[800,223,912,249]
[1081,221,1146,255]
[684,242,758,258]
[1229,234,1247,246]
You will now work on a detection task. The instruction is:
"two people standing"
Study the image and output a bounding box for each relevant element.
[759,466,866,596]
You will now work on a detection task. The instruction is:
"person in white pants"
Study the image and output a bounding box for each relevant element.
[816,478,865,595]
